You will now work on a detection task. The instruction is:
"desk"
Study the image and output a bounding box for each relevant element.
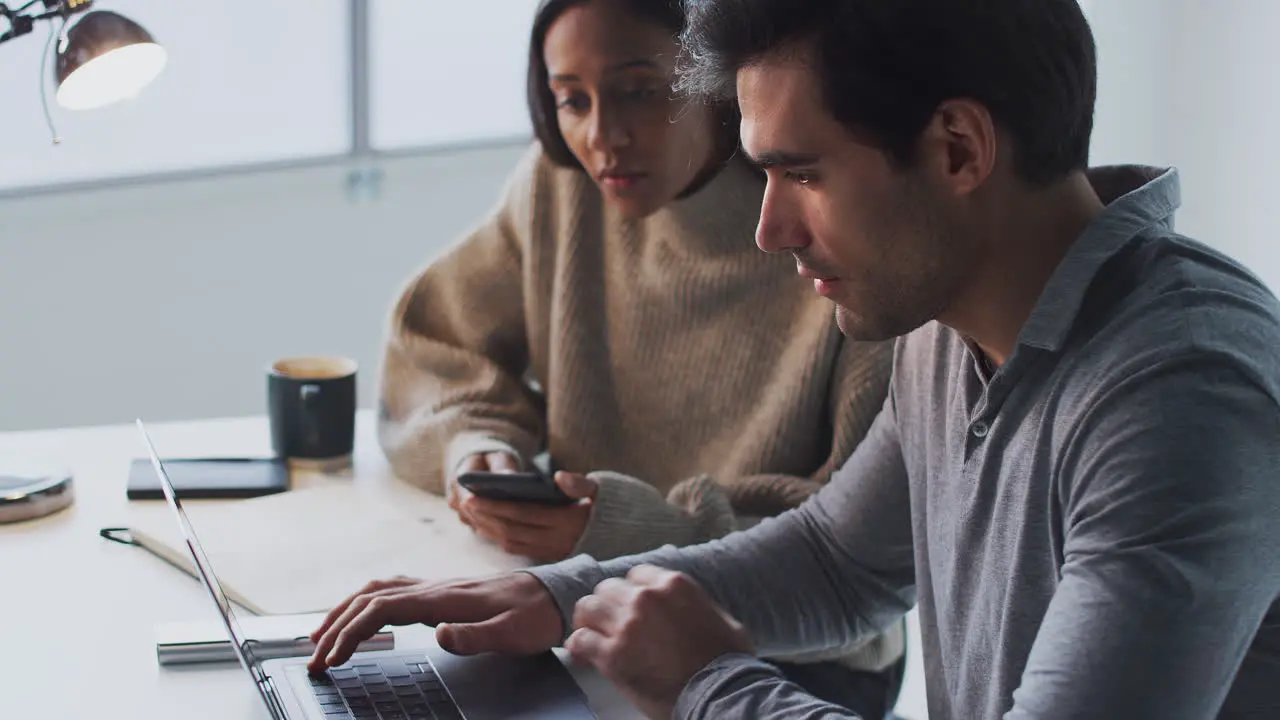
[0,411,642,720]
[1,412,930,720]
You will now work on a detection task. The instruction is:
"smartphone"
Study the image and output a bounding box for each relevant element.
[455,471,576,506]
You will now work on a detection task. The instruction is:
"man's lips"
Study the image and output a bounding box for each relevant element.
[797,265,841,296]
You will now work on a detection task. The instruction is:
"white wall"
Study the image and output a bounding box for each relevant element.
[1086,0,1175,167]
[1086,0,1280,288]
[1162,1,1280,288]
[0,142,528,431]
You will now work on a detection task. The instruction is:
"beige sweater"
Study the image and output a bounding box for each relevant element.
[377,143,902,671]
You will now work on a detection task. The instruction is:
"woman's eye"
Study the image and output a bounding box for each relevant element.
[556,95,589,112]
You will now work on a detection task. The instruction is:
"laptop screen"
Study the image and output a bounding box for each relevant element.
[135,419,283,717]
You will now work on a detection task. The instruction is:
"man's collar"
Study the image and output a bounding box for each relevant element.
[1016,165,1180,352]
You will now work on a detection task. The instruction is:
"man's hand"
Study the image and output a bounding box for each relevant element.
[307,572,562,674]
[566,565,754,719]
[449,452,521,526]
[461,472,597,563]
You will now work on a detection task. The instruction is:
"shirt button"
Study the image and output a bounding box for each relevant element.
[972,421,990,438]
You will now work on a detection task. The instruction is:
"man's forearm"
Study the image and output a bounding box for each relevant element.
[527,495,914,659]
[675,654,862,720]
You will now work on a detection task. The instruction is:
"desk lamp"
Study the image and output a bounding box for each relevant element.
[0,1,163,521]
[1,0,166,140]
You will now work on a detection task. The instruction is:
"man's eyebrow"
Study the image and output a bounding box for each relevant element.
[745,150,822,169]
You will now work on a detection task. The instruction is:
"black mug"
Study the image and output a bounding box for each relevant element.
[267,356,357,471]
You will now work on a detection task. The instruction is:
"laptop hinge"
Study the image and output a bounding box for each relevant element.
[261,675,289,720]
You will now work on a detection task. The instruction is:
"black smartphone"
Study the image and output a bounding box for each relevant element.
[455,471,576,506]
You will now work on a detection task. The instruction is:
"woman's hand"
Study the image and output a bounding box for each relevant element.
[449,452,521,526]
[462,472,598,563]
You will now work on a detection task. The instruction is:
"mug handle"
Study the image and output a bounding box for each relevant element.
[300,384,322,451]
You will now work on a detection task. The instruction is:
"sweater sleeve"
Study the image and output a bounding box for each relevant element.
[565,339,904,672]
[572,472,738,561]
[724,337,894,517]
[377,146,547,495]
[572,338,894,560]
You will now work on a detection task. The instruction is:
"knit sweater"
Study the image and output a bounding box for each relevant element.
[376,143,901,671]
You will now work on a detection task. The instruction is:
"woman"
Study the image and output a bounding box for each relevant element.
[377,0,902,715]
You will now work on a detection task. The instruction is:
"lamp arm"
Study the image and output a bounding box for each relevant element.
[0,0,89,45]
[0,12,28,45]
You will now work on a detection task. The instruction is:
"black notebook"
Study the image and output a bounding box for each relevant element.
[126,457,289,500]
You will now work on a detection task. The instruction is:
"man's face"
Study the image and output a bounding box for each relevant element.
[738,55,976,341]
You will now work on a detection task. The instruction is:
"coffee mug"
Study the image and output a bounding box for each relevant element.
[267,356,357,471]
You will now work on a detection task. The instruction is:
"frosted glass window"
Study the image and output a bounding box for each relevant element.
[370,1,539,151]
[0,0,350,191]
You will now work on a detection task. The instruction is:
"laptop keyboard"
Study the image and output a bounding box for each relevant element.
[308,656,463,720]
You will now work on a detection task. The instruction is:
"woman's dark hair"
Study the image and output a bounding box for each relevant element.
[677,0,1097,186]
[527,0,741,170]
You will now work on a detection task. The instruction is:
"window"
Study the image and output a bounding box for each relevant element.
[369,0,539,151]
[0,0,350,192]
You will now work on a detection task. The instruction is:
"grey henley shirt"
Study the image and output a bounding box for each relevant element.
[529,165,1280,719]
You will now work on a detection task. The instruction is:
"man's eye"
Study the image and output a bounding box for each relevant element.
[785,170,816,185]
[624,87,658,101]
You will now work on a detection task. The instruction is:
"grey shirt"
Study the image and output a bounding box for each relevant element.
[529,165,1280,719]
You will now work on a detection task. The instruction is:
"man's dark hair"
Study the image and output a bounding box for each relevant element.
[677,0,1097,185]
[527,0,740,169]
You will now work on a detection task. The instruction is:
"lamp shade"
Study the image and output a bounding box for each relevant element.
[55,10,167,111]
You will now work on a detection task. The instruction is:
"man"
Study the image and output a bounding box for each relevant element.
[309,0,1280,718]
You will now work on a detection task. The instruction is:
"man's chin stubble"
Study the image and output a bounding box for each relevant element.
[835,305,920,342]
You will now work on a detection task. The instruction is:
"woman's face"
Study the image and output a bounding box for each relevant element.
[543,0,719,219]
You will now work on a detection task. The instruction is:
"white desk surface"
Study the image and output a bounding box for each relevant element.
[0,411,929,720]
[0,411,642,720]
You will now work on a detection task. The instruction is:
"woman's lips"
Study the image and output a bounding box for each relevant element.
[599,171,647,190]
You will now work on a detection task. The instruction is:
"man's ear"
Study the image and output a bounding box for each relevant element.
[918,98,997,196]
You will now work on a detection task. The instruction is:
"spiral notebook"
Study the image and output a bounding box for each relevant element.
[102,483,531,616]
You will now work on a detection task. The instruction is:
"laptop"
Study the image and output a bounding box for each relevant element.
[137,419,597,720]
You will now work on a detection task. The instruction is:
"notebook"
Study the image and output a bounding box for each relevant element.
[102,483,531,616]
